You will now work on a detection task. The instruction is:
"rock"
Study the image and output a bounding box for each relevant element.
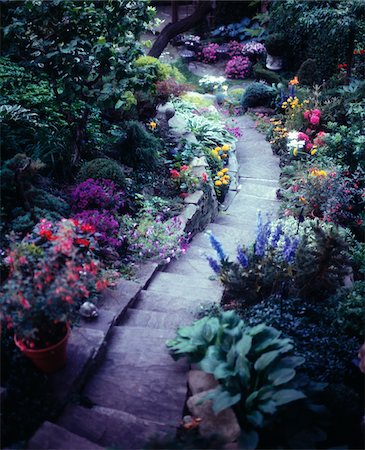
[187,390,241,443]
[188,370,218,395]
[247,106,275,115]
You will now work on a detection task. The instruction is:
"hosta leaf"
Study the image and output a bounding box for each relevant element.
[245,390,259,409]
[268,368,296,386]
[272,389,306,406]
[211,388,241,414]
[258,399,277,415]
[254,350,281,371]
[271,356,305,371]
[234,355,250,384]
[200,346,221,374]
[247,410,264,428]
[214,362,234,380]
[236,334,252,357]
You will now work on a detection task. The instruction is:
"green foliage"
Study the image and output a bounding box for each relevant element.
[2,1,154,162]
[268,1,364,79]
[297,59,321,86]
[241,82,275,110]
[113,121,161,169]
[135,56,186,85]
[265,33,286,56]
[167,311,327,449]
[78,158,126,187]
[294,224,351,300]
[252,63,283,85]
[333,281,365,338]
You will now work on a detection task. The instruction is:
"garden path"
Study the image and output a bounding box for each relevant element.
[29,116,280,449]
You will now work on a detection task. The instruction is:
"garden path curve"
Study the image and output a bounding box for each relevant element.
[29,116,281,449]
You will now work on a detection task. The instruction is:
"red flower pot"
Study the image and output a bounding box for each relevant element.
[14,324,70,373]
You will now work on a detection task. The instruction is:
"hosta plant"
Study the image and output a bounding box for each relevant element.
[167,310,327,449]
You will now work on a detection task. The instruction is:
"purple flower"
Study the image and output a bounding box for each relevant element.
[208,233,226,261]
[271,224,283,248]
[236,247,249,268]
[255,212,271,257]
[206,256,221,274]
[282,237,299,263]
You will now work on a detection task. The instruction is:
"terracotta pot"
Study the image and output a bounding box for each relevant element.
[14,324,70,373]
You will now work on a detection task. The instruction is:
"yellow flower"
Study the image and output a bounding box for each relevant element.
[293,148,297,156]
[214,147,221,152]
[299,196,307,203]
[149,121,157,130]
[222,168,229,173]
[215,180,222,186]
[304,99,310,104]
[217,171,224,177]
[222,144,230,151]
[310,149,317,156]
[221,154,227,158]
[223,175,230,180]
[222,180,229,185]
[318,170,327,177]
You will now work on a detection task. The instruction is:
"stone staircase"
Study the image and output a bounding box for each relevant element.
[27,115,281,450]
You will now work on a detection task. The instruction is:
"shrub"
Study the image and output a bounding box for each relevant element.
[198,43,220,64]
[227,40,244,57]
[71,178,126,212]
[78,158,126,187]
[241,82,275,110]
[297,58,321,86]
[135,56,186,84]
[225,56,252,79]
[113,120,160,169]
[155,79,190,103]
[265,33,286,56]
[333,281,365,338]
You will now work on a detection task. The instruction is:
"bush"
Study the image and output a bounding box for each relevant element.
[225,56,252,79]
[297,58,321,86]
[78,158,126,187]
[113,121,160,169]
[241,82,275,110]
[265,33,286,56]
[333,281,365,338]
[135,56,186,83]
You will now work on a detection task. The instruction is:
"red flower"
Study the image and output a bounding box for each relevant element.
[310,115,320,126]
[311,109,321,117]
[74,238,90,247]
[170,169,180,179]
[80,223,96,234]
[96,279,109,291]
[39,230,57,241]
[180,165,189,172]
[360,49,365,55]
[303,110,311,121]
[179,192,189,199]
[202,172,208,183]
[298,132,309,142]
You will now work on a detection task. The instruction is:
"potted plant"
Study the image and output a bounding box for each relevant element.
[0,218,108,373]
[265,33,286,70]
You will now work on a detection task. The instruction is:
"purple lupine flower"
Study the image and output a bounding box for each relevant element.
[206,256,221,274]
[255,212,271,257]
[208,233,226,261]
[237,246,249,268]
[282,237,299,263]
[271,224,283,248]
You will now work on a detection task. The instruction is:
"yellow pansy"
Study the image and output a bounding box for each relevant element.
[311,149,317,156]
[293,148,297,156]
[222,168,229,173]
[222,180,229,185]
[222,144,230,151]
[215,180,222,186]
[214,147,222,152]
[217,171,224,177]
[149,121,157,130]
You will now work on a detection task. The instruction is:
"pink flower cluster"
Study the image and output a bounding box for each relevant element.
[225,56,252,79]
[227,40,244,57]
[304,109,321,127]
[198,43,220,64]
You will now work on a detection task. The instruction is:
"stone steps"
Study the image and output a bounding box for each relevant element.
[57,404,175,449]
[28,421,103,450]
[120,307,194,330]
[134,290,205,313]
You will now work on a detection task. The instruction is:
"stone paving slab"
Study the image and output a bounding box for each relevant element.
[83,367,187,426]
[134,290,205,313]
[28,421,103,450]
[121,308,194,330]
[58,404,176,449]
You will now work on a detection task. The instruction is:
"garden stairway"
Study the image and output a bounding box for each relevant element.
[28,116,281,450]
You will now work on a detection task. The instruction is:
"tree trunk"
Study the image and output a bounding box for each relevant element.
[148,1,213,58]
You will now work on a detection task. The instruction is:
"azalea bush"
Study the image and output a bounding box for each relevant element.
[0,219,108,348]
[198,43,220,64]
[225,56,252,79]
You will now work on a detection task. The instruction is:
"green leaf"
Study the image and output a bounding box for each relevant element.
[234,354,251,384]
[210,388,241,414]
[247,410,264,428]
[236,334,252,357]
[254,350,281,372]
[115,99,123,109]
[258,399,277,415]
[200,346,221,374]
[97,36,106,44]
[272,389,306,406]
[268,368,296,386]
[239,430,259,450]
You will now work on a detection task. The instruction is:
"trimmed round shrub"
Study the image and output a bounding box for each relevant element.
[241,82,274,110]
[77,158,126,187]
[297,58,321,86]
